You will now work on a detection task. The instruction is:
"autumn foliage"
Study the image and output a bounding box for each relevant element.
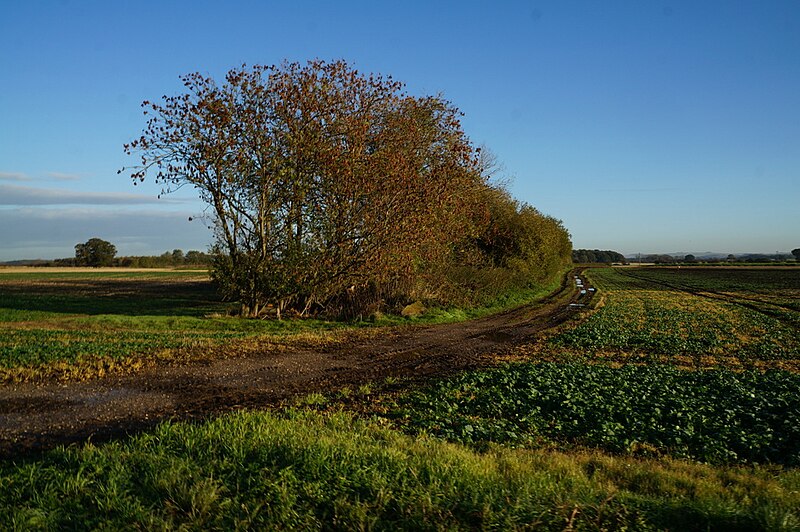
[122,60,571,318]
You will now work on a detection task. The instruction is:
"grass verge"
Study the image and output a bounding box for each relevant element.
[2,409,797,531]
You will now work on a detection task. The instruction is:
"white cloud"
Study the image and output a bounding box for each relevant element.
[0,183,187,206]
[0,172,31,181]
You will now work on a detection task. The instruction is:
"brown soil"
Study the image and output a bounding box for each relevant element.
[0,270,594,458]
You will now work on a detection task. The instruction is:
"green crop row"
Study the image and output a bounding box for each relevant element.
[387,362,800,466]
[551,269,799,361]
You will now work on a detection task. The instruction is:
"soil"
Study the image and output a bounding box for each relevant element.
[0,270,594,459]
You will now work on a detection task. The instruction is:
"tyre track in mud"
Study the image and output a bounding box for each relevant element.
[0,269,594,458]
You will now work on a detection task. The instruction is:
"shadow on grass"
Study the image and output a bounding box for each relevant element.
[0,279,227,317]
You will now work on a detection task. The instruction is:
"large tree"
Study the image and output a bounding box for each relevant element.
[75,238,117,267]
[122,60,485,317]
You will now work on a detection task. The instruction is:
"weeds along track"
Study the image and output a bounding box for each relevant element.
[0,269,593,458]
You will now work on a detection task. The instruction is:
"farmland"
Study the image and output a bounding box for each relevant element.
[0,270,323,382]
[550,267,799,369]
[0,269,559,382]
[1,266,799,530]
[358,267,800,465]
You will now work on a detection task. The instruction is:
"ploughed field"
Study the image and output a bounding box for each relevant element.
[1,266,799,530]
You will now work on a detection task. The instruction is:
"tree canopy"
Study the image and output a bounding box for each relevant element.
[75,238,117,267]
[122,60,571,318]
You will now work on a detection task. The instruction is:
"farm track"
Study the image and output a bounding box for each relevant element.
[617,269,800,330]
[0,269,593,458]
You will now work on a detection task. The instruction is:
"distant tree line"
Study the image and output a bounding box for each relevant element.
[632,253,797,264]
[49,250,211,268]
[572,249,626,264]
[31,238,213,268]
[121,60,572,318]
[730,253,795,263]
[116,249,212,268]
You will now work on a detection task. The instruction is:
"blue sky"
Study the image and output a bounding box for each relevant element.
[1,1,798,260]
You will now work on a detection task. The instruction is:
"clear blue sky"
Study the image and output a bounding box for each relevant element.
[2,0,798,260]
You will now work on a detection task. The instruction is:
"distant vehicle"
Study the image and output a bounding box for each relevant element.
[588,288,596,292]
[580,289,587,294]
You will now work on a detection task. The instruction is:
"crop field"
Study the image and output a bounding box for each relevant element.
[0,270,376,381]
[384,363,800,465]
[550,267,800,369]
[1,266,799,529]
[330,268,800,471]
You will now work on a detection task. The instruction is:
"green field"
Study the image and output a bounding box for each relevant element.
[1,266,799,530]
[384,363,800,465]
[3,410,798,531]
[0,270,349,381]
[550,267,800,369]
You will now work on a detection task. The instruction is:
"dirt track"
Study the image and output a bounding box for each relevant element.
[0,270,593,458]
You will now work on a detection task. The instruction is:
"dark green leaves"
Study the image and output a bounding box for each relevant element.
[393,363,800,465]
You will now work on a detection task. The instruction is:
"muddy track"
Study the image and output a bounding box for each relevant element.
[0,269,594,459]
